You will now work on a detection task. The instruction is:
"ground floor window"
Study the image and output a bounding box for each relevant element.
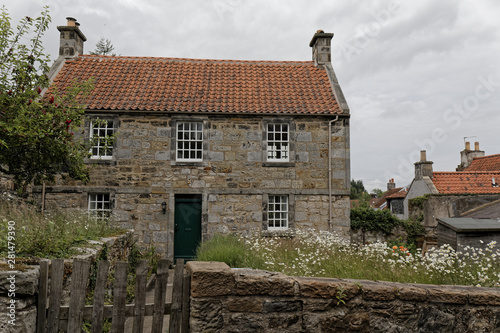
[268,195,288,230]
[88,193,111,219]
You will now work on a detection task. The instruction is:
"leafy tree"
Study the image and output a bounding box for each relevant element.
[350,179,366,200]
[370,188,384,198]
[0,6,94,193]
[90,37,115,56]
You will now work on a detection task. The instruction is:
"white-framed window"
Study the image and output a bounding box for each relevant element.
[267,123,289,161]
[268,195,288,230]
[176,122,203,161]
[88,193,111,219]
[90,119,114,159]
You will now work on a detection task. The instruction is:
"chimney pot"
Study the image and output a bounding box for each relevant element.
[66,17,77,26]
[465,141,470,150]
[475,141,480,151]
[420,150,427,162]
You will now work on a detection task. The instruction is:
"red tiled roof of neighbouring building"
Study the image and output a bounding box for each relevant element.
[386,187,408,199]
[464,154,500,172]
[373,187,406,209]
[48,55,342,115]
[432,171,500,194]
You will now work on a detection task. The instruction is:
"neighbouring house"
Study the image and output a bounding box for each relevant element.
[372,178,407,219]
[35,18,351,260]
[404,144,500,240]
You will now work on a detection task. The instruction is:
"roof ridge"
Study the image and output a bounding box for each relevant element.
[472,153,500,160]
[78,54,314,65]
[434,171,500,175]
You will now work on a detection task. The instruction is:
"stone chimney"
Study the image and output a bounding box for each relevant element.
[309,30,334,68]
[57,17,86,58]
[387,178,396,191]
[456,141,485,171]
[414,150,434,180]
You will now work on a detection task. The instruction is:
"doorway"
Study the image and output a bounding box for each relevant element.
[174,194,202,260]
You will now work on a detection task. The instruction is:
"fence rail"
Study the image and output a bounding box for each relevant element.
[36,258,190,333]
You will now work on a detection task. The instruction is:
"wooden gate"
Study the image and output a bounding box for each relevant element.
[36,258,190,333]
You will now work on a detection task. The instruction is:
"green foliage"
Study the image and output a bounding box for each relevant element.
[0,6,94,192]
[408,194,431,210]
[196,231,500,288]
[0,200,122,258]
[336,285,346,305]
[370,188,384,198]
[90,37,115,56]
[350,205,401,235]
[350,179,366,200]
[195,233,262,268]
[401,219,425,246]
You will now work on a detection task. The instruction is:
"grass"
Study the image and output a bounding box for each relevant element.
[0,200,124,258]
[195,229,500,288]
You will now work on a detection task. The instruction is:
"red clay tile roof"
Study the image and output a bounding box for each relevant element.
[464,154,500,171]
[50,55,341,115]
[432,171,500,194]
[386,188,408,199]
[373,187,406,209]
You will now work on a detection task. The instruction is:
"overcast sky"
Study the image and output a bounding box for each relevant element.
[7,0,500,192]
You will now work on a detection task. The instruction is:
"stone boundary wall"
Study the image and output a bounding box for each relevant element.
[187,261,500,333]
[0,231,134,333]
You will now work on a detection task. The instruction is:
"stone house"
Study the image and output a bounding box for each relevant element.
[404,144,500,239]
[36,19,351,260]
[372,178,407,220]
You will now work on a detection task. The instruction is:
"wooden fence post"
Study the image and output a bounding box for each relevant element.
[46,258,65,333]
[91,260,110,333]
[181,270,191,333]
[169,259,185,333]
[152,259,170,333]
[66,260,90,332]
[110,261,128,333]
[36,260,49,333]
[132,260,148,333]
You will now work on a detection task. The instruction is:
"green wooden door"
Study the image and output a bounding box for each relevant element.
[174,195,202,260]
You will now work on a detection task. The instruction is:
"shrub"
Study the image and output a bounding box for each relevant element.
[350,205,401,235]
[0,200,123,258]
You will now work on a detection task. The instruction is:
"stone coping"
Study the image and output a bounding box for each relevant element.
[186,261,500,306]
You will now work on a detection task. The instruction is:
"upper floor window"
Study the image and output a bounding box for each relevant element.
[88,193,111,219]
[268,195,288,230]
[267,123,289,162]
[90,119,114,159]
[176,122,203,161]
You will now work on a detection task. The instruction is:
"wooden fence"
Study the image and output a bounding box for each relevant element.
[36,258,190,333]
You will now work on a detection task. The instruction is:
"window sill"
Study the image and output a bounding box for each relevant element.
[261,229,295,237]
[170,161,207,167]
[85,158,117,166]
[262,162,295,167]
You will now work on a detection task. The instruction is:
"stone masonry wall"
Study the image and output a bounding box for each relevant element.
[408,194,500,238]
[187,261,500,333]
[34,114,350,258]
